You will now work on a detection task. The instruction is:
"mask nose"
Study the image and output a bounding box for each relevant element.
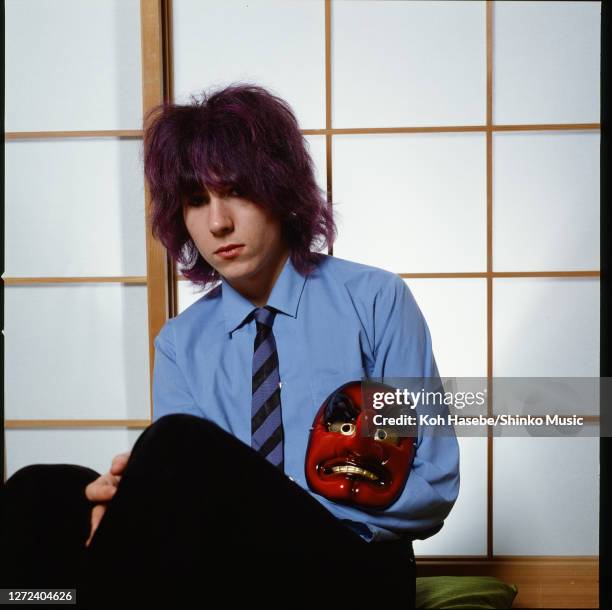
[343,437,385,462]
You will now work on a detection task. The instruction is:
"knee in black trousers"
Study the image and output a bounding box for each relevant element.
[89,413,366,559]
[121,414,416,607]
[0,463,100,589]
[84,414,381,604]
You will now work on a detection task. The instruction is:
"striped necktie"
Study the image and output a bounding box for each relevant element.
[251,306,284,471]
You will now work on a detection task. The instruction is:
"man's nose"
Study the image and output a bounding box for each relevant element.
[207,196,233,235]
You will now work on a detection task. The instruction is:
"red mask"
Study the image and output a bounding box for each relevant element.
[305,380,417,510]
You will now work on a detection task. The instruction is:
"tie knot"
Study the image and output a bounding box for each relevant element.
[253,306,276,328]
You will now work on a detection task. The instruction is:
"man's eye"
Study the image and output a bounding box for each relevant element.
[187,194,208,206]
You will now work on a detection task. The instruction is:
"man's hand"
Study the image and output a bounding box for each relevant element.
[84,451,131,547]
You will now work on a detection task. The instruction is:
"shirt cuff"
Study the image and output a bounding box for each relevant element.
[340,519,375,542]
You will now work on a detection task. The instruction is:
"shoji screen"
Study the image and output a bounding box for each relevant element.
[171,0,600,572]
[4,0,152,477]
[490,1,600,560]
[6,1,597,600]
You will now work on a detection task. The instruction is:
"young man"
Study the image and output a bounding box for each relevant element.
[1,84,459,607]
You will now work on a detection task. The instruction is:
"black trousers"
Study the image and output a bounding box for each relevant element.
[0,414,416,608]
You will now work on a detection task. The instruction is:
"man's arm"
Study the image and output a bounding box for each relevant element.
[366,273,460,540]
[152,317,202,421]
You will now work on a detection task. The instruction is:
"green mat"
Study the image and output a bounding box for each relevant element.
[416,576,518,609]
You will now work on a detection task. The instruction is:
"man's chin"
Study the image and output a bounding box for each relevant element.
[215,260,253,279]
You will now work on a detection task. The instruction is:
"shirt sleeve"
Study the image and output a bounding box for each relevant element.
[365,273,460,541]
[152,318,202,422]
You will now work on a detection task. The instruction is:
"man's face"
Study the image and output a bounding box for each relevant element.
[183,186,288,295]
[305,381,417,509]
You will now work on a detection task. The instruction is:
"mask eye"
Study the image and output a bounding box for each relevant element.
[328,421,356,436]
[325,392,359,422]
[374,428,400,445]
[324,390,360,435]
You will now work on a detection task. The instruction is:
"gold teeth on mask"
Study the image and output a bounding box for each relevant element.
[330,465,379,481]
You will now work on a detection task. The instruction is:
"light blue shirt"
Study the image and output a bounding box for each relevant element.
[153,253,460,542]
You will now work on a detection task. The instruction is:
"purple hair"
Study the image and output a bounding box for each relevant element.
[142,83,336,289]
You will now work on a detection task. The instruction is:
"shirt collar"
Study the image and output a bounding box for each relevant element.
[222,255,307,336]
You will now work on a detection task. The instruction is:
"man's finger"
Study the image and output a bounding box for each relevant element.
[85,504,107,548]
[85,478,117,502]
[86,486,116,504]
[110,452,131,475]
[91,503,106,530]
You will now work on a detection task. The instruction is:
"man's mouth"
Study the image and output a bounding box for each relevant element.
[215,243,244,253]
[214,244,244,258]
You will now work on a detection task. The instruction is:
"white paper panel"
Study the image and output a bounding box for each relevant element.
[407,278,487,378]
[5,139,146,277]
[172,0,325,130]
[493,437,599,555]
[302,134,329,256]
[493,132,600,272]
[414,437,487,557]
[6,0,143,131]
[332,133,487,273]
[4,429,144,481]
[5,284,151,420]
[493,1,601,124]
[332,1,486,128]
[177,280,214,314]
[304,135,327,196]
[493,278,599,377]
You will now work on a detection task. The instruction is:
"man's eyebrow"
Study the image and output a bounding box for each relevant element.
[185,185,208,195]
[183,181,239,198]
